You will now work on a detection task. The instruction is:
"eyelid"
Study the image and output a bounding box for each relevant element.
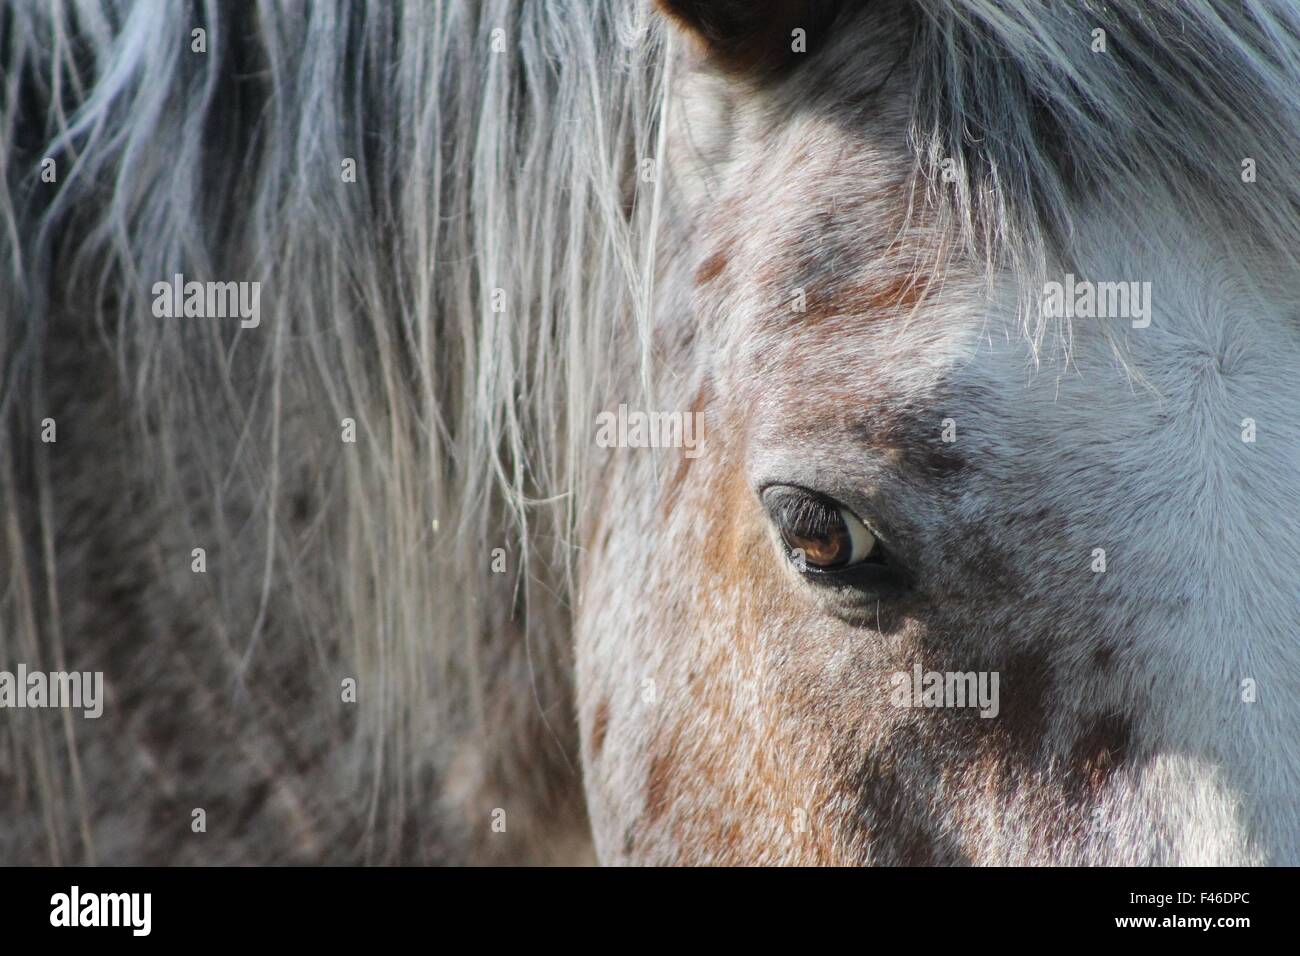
[758,481,892,548]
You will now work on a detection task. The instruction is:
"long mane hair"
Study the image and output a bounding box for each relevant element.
[4,0,1300,863]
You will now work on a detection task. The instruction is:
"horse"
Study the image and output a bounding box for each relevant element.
[2,0,1299,865]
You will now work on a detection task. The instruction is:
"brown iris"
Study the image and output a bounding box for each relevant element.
[783,513,851,567]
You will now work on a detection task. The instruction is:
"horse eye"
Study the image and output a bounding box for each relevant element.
[761,486,877,570]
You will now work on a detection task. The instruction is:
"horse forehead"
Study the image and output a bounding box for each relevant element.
[679,65,921,305]
[688,148,970,382]
[722,262,993,427]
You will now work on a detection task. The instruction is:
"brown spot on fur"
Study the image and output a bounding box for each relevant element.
[661,378,714,519]
[590,698,611,759]
[801,270,934,325]
[1069,713,1132,798]
[644,750,675,823]
[700,456,764,586]
[848,723,967,865]
[694,248,729,285]
[976,647,1054,763]
[921,444,966,477]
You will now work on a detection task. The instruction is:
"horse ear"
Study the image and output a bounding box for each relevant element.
[655,0,837,73]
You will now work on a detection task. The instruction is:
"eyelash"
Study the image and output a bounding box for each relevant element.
[768,495,843,541]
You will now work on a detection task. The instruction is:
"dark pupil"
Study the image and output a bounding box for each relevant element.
[781,503,849,568]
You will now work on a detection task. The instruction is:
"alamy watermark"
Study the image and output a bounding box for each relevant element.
[0,664,103,718]
[50,886,150,936]
[151,273,261,328]
[890,664,999,718]
[1043,274,1151,329]
[594,403,704,458]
